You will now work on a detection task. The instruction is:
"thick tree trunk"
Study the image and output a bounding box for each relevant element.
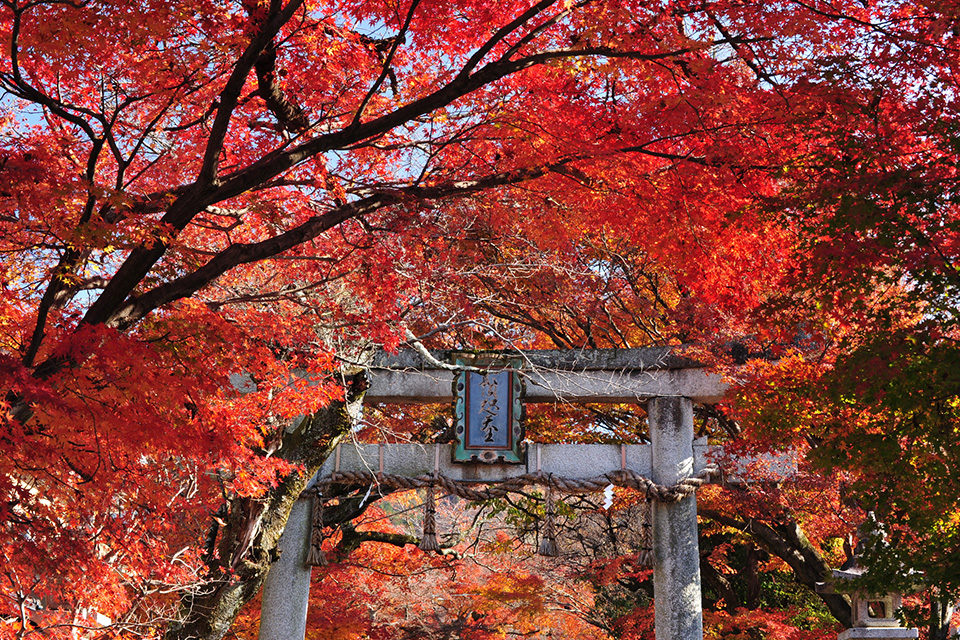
[701,509,853,628]
[744,543,762,609]
[163,372,368,640]
[928,593,956,640]
[700,553,741,612]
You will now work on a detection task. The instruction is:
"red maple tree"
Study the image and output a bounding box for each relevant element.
[3,0,960,638]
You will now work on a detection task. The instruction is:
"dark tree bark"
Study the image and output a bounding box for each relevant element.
[928,593,956,640]
[700,552,742,613]
[744,543,762,609]
[701,509,853,628]
[163,371,368,640]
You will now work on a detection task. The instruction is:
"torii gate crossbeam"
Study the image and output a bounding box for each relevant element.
[363,347,727,404]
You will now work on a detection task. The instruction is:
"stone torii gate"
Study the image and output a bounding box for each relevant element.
[258,348,736,640]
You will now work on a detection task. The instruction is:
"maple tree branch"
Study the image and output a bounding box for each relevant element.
[108,194,390,329]
[109,157,593,329]
[72,11,326,328]
[497,0,595,63]
[704,10,784,96]
[215,41,718,197]
[333,522,458,558]
[75,6,329,331]
[85,116,760,339]
[23,129,108,365]
[198,0,305,184]
[619,144,772,171]
[456,0,562,79]
[338,524,420,552]
[114,88,193,192]
[701,507,853,627]
[785,0,957,52]
[401,327,486,372]
[516,41,739,65]
[349,0,421,128]
[76,25,760,337]
[254,38,310,133]
[1,6,99,140]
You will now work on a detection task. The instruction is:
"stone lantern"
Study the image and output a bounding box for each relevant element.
[818,567,918,640]
[816,513,920,639]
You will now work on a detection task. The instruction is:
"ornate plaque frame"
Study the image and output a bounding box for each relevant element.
[452,354,524,464]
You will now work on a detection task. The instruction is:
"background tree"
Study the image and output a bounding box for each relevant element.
[716,11,960,636]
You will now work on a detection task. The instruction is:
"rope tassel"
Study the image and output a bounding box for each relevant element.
[538,482,558,557]
[306,491,328,566]
[419,485,440,552]
[637,498,653,567]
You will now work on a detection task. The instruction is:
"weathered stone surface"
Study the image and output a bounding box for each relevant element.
[838,629,919,639]
[258,349,745,640]
[707,446,799,483]
[258,498,312,640]
[649,397,704,640]
[234,348,728,404]
[366,367,728,404]
[312,442,791,485]
[315,443,661,482]
[371,347,703,371]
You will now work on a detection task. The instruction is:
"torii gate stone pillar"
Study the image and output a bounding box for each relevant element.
[258,497,312,640]
[649,396,702,639]
[258,348,736,640]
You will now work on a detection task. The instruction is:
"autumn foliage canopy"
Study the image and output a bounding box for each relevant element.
[2,0,960,638]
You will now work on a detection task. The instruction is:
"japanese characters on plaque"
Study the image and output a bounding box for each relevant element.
[452,354,524,464]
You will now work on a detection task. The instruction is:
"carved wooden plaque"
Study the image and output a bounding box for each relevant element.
[452,354,524,463]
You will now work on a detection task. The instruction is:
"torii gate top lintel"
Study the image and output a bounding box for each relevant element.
[369,346,701,371]
[365,346,729,405]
